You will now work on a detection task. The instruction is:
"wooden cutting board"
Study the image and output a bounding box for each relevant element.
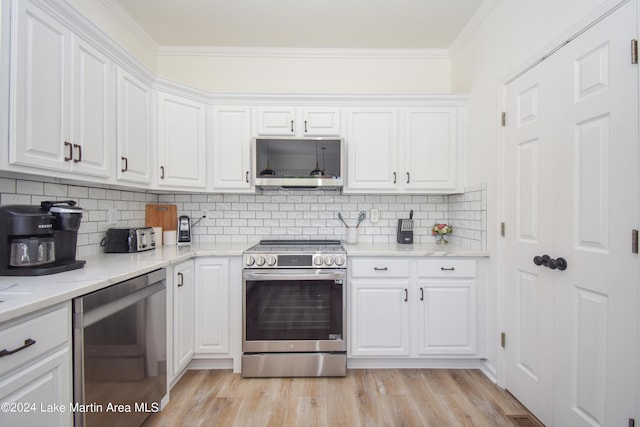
[145,204,177,231]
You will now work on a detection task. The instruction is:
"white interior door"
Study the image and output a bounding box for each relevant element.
[504,2,639,426]
[551,3,638,426]
[503,57,556,426]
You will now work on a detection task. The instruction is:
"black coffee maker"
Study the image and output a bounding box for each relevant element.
[0,200,86,276]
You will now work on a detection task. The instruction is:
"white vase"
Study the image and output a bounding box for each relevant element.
[346,227,358,244]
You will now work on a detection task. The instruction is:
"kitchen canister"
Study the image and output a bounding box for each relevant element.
[163,230,177,245]
[152,227,163,246]
[346,227,358,244]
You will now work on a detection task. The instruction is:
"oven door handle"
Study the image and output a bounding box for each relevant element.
[243,271,345,281]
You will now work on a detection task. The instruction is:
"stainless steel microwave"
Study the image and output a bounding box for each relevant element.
[253,137,344,188]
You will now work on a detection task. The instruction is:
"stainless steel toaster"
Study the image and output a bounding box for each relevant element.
[104,227,156,253]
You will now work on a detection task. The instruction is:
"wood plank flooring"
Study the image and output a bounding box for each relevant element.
[144,369,537,427]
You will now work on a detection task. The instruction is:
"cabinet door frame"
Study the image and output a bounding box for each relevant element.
[9,0,71,172]
[255,106,296,136]
[116,68,153,185]
[417,279,477,355]
[344,107,399,192]
[156,92,207,189]
[211,106,253,191]
[194,258,230,354]
[350,279,411,356]
[172,260,195,377]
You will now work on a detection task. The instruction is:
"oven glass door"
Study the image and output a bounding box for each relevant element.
[244,271,344,344]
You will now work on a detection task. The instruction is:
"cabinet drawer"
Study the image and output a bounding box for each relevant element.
[350,258,410,278]
[417,259,476,278]
[0,305,69,377]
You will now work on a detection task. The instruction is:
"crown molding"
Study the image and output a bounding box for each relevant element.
[448,0,500,56]
[157,46,450,60]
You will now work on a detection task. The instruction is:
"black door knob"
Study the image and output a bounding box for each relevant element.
[547,258,557,269]
[556,257,568,271]
[533,255,551,266]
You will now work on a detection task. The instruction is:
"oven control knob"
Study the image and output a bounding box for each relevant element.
[334,255,345,266]
[245,255,255,266]
[266,255,277,267]
[324,255,335,266]
[255,256,266,266]
[313,256,324,266]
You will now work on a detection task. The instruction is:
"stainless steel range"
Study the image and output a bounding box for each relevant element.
[242,240,346,377]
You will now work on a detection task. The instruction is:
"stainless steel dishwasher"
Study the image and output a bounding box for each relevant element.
[73,269,166,427]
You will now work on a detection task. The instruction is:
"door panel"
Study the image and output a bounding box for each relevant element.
[504,2,638,426]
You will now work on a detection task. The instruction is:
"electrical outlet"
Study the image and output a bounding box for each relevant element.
[107,208,118,225]
[371,208,380,223]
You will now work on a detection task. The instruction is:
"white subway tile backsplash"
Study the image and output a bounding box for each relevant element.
[0,176,487,253]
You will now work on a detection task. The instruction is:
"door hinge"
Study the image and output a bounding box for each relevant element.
[633,229,638,254]
[501,112,506,127]
[501,222,506,237]
[501,332,506,348]
[632,39,638,64]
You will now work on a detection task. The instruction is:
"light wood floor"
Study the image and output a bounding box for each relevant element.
[144,369,536,427]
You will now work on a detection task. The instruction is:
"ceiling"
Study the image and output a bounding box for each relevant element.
[111,0,485,49]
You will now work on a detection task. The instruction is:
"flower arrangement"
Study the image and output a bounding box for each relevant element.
[432,223,452,244]
[432,223,453,235]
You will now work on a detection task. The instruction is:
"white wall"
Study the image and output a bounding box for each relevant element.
[156,49,451,94]
[450,0,611,377]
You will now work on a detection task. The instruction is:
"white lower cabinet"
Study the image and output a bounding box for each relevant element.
[0,303,72,427]
[194,258,230,354]
[172,260,195,378]
[349,257,479,359]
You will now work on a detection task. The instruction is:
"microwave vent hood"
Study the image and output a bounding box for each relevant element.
[253,137,344,188]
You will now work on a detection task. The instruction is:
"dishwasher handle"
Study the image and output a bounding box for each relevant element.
[80,282,165,328]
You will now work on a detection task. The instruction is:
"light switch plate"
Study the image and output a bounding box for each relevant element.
[371,208,379,223]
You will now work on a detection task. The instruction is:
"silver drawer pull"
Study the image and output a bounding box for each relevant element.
[374,267,388,271]
[0,338,36,357]
[441,267,455,271]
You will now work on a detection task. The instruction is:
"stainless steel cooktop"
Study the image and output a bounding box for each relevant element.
[243,240,346,269]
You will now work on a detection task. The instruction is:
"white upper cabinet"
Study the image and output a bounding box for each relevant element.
[116,68,152,185]
[9,0,113,178]
[156,92,207,189]
[345,103,466,193]
[256,106,341,136]
[345,108,399,191]
[211,106,253,191]
[402,107,458,191]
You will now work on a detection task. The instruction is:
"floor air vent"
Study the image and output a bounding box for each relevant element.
[508,414,544,426]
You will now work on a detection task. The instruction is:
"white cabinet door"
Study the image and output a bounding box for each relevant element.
[350,280,410,356]
[403,108,457,191]
[0,349,72,427]
[345,108,399,191]
[116,68,152,185]
[71,36,114,178]
[417,281,476,355]
[172,260,194,376]
[256,107,296,136]
[10,0,71,172]
[256,106,341,136]
[194,258,230,354]
[212,106,252,191]
[301,107,341,136]
[157,92,207,189]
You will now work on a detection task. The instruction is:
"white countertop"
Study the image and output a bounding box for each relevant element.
[0,241,487,324]
[0,243,249,324]
[343,242,489,257]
